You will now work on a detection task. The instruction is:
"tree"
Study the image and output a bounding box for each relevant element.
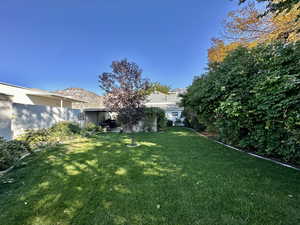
[183,41,300,163]
[99,59,150,145]
[147,82,171,95]
[239,0,300,18]
[208,38,243,63]
[208,1,300,63]
[222,2,274,43]
[224,2,300,43]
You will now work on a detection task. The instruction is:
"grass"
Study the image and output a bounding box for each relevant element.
[0,127,299,225]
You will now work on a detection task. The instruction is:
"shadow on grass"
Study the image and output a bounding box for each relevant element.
[0,128,300,225]
[0,132,183,225]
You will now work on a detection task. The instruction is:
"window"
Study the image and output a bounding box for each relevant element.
[78,112,85,121]
[171,112,178,117]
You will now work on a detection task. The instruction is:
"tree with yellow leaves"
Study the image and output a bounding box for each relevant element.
[208,39,243,63]
[208,1,300,63]
[224,1,300,43]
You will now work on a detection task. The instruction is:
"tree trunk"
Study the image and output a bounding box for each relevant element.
[131,136,136,146]
[131,126,136,146]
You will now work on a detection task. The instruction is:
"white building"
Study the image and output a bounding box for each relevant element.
[145,90,185,123]
[0,82,85,139]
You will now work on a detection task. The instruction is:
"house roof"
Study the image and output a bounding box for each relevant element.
[145,102,183,111]
[83,107,109,112]
[0,82,86,103]
[27,93,86,103]
[0,92,13,97]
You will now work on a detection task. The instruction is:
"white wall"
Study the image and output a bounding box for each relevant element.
[145,91,184,123]
[11,103,81,138]
[146,92,181,105]
[0,95,12,139]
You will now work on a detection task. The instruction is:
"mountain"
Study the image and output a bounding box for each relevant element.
[54,88,105,109]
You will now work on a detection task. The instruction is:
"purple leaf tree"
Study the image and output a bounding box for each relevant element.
[99,59,150,145]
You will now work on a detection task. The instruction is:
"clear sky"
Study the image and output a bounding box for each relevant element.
[0,0,240,94]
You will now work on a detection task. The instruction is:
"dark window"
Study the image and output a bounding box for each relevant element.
[172,112,178,117]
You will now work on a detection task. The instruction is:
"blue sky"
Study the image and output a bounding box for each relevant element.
[0,0,240,94]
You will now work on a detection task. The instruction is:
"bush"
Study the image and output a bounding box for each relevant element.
[174,118,182,126]
[3,122,83,171]
[51,121,81,138]
[167,120,173,127]
[181,108,206,131]
[84,122,97,131]
[81,122,103,137]
[156,110,167,130]
[85,122,102,132]
[0,137,31,171]
[144,107,167,131]
[19,122,83,149]
[183,118,191,127]
[181,41,300,164]
[19,128,52,149]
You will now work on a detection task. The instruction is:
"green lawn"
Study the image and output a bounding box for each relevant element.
[0,128,299,225]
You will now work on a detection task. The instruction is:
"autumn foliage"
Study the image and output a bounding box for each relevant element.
[208,1,300,63]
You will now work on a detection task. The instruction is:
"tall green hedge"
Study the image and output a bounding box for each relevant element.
[144,107,166,131]
[182,41,300,164]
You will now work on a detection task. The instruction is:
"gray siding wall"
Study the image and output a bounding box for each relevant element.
[0,96,12,140]
[11,103,81,138]
[84,111,107,125]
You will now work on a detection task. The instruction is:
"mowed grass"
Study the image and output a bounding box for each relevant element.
[0,128,299,225]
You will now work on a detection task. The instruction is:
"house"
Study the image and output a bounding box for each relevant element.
[145,89,185,123]
[0,82,85,139]
[54,88,112,126]
[55,87,186,128]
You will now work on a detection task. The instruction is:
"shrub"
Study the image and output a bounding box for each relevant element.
[156,109,167,131]
[50,121,81,138]
[19,122,82,149]
[174,118,182,126]
[181,109,206,131]
[84,122,98,131]
[81,122,103,137]
[144,107,167,131]
[3,122,82,171]
[167,120,173,127]
[0,137,31,171]
[183,118,191,127]
[84,122,102,132]
[181,41,300,164]
[19,128,52,149]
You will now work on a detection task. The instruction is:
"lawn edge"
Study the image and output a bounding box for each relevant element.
[186,127,300,172]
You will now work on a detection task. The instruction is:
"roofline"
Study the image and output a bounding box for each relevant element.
[0,92,13,97]
[145,102,180,105]
[0,82,35,91]
[27,93,87,103]
[0,82,87,103]
[84,108,109,112]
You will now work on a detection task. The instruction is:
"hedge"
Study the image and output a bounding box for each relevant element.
[144,107,167,131]
[181,41,300,164]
